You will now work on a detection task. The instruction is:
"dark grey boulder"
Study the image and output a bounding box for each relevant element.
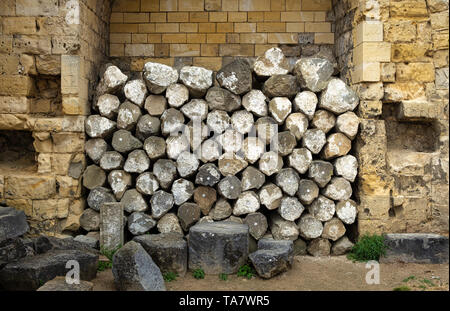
[0,250,98,291]
[188,221,249,274]
[112,241,166,291]
[262,74,300,98]
[32,236,99,255]
[133,233,187,276]
[380,233,449,264]
[0,238,28,267]
[249,238,294,279]
[87,187,116,211]
[216,59,252,95]
[0,206,29,242]
[37,276,93,291]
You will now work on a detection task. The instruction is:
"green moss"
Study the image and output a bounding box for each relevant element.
[347,233,388,262]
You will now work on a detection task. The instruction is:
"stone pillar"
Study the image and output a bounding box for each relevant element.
[100,202,124,251]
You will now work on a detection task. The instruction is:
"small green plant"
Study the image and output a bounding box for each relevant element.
[420,278,435,287]
[219,273,228,281]
[393,286,411,291]
[193,268,205,279]
[163,271,178,282]
[97,261,113,271]
[100,245,121,261]
[418,285,427,290]
[347,234,388,262]
[237,264,255,279]
[39,279,45,287]
[402,275,416,283]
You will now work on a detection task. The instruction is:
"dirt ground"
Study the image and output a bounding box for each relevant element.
[92,256,449,291]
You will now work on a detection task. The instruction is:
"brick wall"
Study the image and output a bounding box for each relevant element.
[109,0,335,71]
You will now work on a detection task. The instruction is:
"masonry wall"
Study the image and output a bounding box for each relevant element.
[109,0,335,71]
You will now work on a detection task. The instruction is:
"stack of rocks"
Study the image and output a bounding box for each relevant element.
[82,47,359,257]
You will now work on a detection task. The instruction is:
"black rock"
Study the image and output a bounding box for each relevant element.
[0,206,29,243]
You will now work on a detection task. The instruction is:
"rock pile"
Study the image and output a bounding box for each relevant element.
[82,47,359,257]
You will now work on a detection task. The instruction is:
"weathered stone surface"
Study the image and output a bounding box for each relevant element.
[136,115,160,141]
[293,238,308,256]
[234,191,260,216]
[133,233,187,276]
[319,78,359,114]
[270,214,299,240]
[187,120,209,150]
[160,108,185,136]
[263,75,300,98]
[210,199,232,220]
[180,99,208,120]
[216,129,243,153]
[37,276,93,291]
[166,83,189,108]
[241,166,265,191]
[322,133,352,159]
[231,110,254,135]
[85,115,116,138]
[275,168,300,196]
[143,62,178,94]
[294,91,318,120]
[331,236,354,255]
[117,101,142,131]
[96,94,120,119]
[124,150,150,174]
[334,155,358,182]
[108,170,132,200]
[153,159,177,189]
[86,138,108,164]
[87,187,116,211]
[255,117,278,144]
[166,134,190,160]
[274,131,296,156]
[309,195,335,222]
[157,213,183,234]
[100,202,124,251]
[176,151,199,178]
[206,110,230,134]
[322,217,346,241]
[180,66,213,97]
[171,179,194,206]
[0,207,29,242]
[193,186,217,215]
[151,190,174,219]
[112,130,143,153]
[302,128,326,154]
[82,165,106,190]
[121,189,148,213]
[269,97,292,124]
[74,235,99,249]
[218,176,242,200]
[145,95,167,116]
[311,110,336,134]
[285,112,308,140]
[205,86,241,112]
[128,212,156,236]
[294,58,334,92]
[335,111,359,140]
[288,148,312,174]
[380,234,449,264]
[297,179,319,205]
[308,160,333,187]
[177,203,201,231]
[242,90,268,117]
[0,249,98,291]
[250,238,293,279]
[135,172,159,196]
[307,238,331,257]
[124,79,147,107]
[279,197,305,221]
[96,65,128,96]
[197,139,220,163]
[242,137,265,164]
[335,199,358,225]
[198,216,214,224]
[143,136,166,160]
[244,212,268,240]
[322,177,352,201]
[195,163,221,186]
[259,151,283,176]
[258,183,283,210]
[298,213,323,240]
[100,151,124,171]
[188,221,249,274]
[218,152,248,176]
[112,241,166,291]
[253,47,289,77]
[217,59,252,95]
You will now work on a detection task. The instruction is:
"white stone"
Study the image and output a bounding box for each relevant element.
[309,195,335,222]
[335,111,360,140]
[242,90,268,117]
[206,110,230,134]
[285,112,309,140]
[319,78,359,114]
[166,134,190,160]
[143,62,179,94]
[334,155,358,182]
[279,197,305,221]
[294,91,318,120]
[124,79,148,107]
[269,97,292,124]
[253,47,289,77]
[166,83,189,108]
[259,151,283,176]
[231,110,254,134]
[242,137,265,164]
[180,99,208,120]
[233,191,260,216]
[179,66,213,96]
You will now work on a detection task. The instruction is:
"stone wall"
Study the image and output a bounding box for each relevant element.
[109,0,335,71]
[333,0,449,235]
